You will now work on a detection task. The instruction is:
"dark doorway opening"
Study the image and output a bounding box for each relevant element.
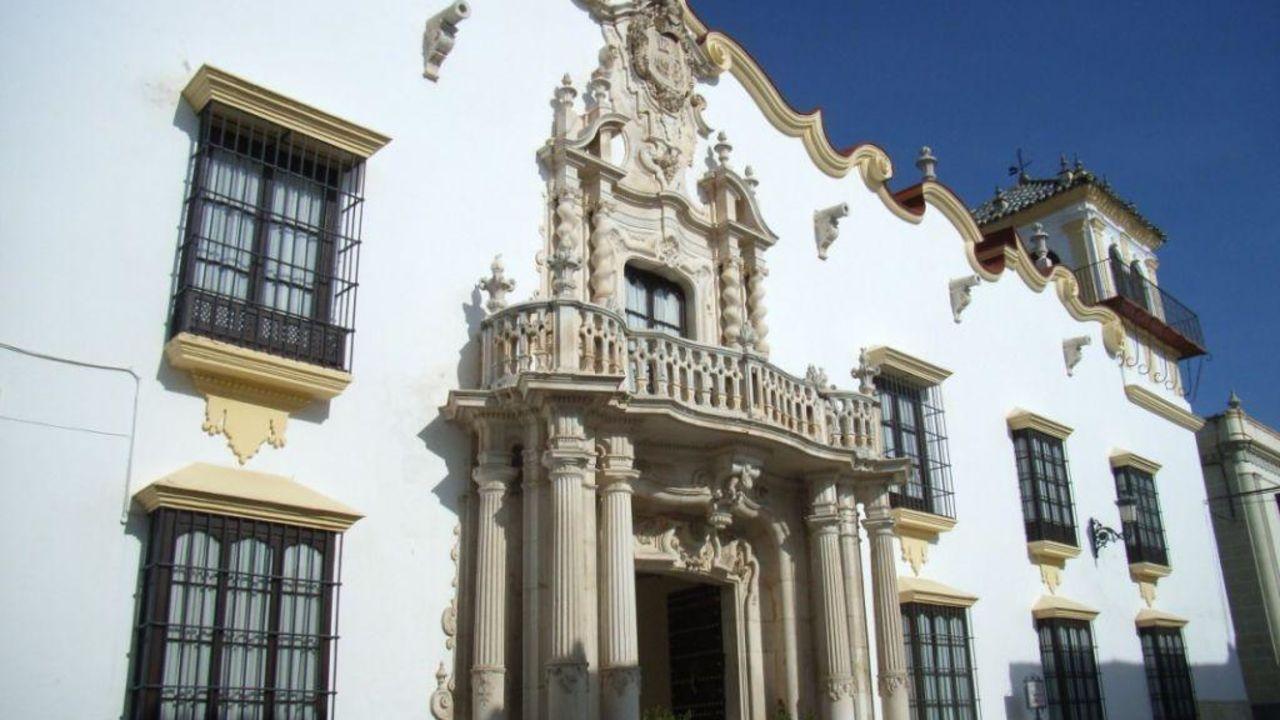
[667,584,727,720]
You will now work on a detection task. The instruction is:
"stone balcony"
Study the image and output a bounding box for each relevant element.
[476,300,882,459]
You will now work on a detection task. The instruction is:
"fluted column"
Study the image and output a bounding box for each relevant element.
[838,483,874,719]
[542,407,592,720]
[471,429,518,719]
[598,434,641,720]
[862,481,910,720]
[807,474,856,720]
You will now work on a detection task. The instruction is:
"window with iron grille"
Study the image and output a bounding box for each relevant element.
[1113,466,1169,566]
[879,376,955,518]
[624,265,686,337]
[170,106,365,370]
[901,603,979,720]
[130,508,342,719]
[1013,429,1078,546]
[1139,627,1197,720]
[1036,618,1105,720]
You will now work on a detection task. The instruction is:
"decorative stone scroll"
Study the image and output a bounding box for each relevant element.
[633,515,757,584]
[1063,335,1091,376]
[814,202,850,260]
[422,1,471,82]
[948,275,980,323]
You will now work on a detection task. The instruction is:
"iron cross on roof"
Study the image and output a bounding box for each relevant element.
[1008,148,1033,184]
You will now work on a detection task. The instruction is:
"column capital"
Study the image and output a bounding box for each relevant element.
[601,666,641,697]
[822,674,855,701]
[877,671,910,698]
[473,457,518,493]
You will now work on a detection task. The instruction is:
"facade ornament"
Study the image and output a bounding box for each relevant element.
[993,186,1009,212]
[691,93,714,137]
[714,130,734,168]
[589,45,618,112]
[949,275,981,323]
[589,200,620,304]
[549,189,584,298]
[738,322,757,353]
[915,146,937,181]
[877,672,910,698]
[814,202,850,260]
[639,136,682,185]
[429,662,455,720]
[852,348,881,395]
[1030,222,1052,271]
[826,676,856,701]
[476,255,516,314]
[720,254,745,347]
[743,165,759,193]
[657,234,680,266]
[1063,335,1092,376]
[602,666,642,697]
[709,459,762,528]
[626,0,697,115]
[422,1,471,82]
[552,74,579,138]
[805,365,830,389]
[746,262,769,355]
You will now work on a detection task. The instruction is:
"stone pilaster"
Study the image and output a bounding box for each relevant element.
[471,425,518,719]
[598,433,641,720]
[542,407,592,720]
[807,474,856,720]
[838,483,874,720]
[520,419,543,720]
[863,481,910,720]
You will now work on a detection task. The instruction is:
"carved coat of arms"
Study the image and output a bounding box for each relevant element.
[627,0,695,115]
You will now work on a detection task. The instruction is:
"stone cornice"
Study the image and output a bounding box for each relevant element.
[1135,608,1189,629]
[1032,594,1099,622]
[134,462,362,532]
[182,64,391,158]
[165,333,351,401]
[1008,409,1074,440]
[865,346,952,387]
[1110,451,1162,475]
[897,576,977,608]
[1124,385,1205,432]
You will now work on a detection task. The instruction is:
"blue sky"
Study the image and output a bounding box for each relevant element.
[690,0,1280,427]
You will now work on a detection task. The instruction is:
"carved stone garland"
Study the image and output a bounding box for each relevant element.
[430,524,462,720]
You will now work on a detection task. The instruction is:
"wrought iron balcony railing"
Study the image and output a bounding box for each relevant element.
[480,300,881,454]
[1071,258,1206,358]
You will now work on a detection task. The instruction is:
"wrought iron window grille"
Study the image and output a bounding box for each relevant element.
[901,603,980,720]
[128,508,343,720]
[878,375,956,519]
[1013,429,1079,546]
[1035,618,1106,720]
[1139,627,1197,720]
[169,106,366,370]
[1112,466,1170,566]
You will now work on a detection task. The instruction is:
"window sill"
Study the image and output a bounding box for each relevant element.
[891,507,957,576]
[165,332,352,464]
[1129,561,1172,583]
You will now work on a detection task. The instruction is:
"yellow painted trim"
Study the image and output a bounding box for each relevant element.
[182,64,390,158]
[866,346,952,386]
[919,183,1127,359]
[134,463,362,532]
[1130,561,1172,584]
[898,577,978,608]
[1028,540,1082,564]
[166,333,351,401]
[1135,608,1189,629]
[1008,409,1074,440]
[1032,595,1099,622]
[165,333,352,464]
[1110,451,1162,475]
[1124,385,1205,432]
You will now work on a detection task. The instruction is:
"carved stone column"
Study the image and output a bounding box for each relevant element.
[542,407,592,720]
[521,419,544,720]
[471,425,518,719]
[838,483,874,720]
[720,242,745,348]
[598,434,641,720]
[807,474,856,720]
[746,253,769,356]
[862,481,910,720]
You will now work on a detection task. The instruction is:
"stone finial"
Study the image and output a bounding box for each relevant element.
[949,275,981,323]
[422,1,472,82]
[915,146,937,181]
[994,186,1009,212]
[743,165,759,193]
[477,254,516,313]
[813,202,850,261]
[714,131,733,167]
[1063,335,1091,376]
[852,348,880,396]
[1228,391,1242,409]
[805,365,830,389]
[1031,223,1052,271]
[552,74,579,137]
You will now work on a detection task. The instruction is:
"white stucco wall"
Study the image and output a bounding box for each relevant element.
[0,1,1246,718]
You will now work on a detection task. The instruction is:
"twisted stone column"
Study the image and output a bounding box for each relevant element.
[471,436,518,719]
[838,484,874,720]
[863,482,909,720]
[542,407,592,720]
[598,434,640,720]
[807,475,855,720]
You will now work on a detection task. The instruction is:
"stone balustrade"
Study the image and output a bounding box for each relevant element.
[479,300,880,453]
